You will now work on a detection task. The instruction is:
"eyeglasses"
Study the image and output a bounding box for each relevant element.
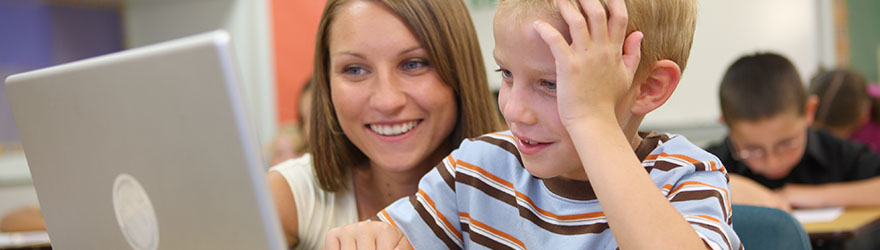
[728,136,802,161]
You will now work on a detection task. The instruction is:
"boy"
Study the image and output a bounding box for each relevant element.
[326,0,739,249]
[706,52,880,210]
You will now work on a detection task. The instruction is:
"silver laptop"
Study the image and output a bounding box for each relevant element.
[5,30,286,250]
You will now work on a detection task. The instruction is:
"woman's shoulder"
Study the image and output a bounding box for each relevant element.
[269,154,317,184]
[270,154,314,173]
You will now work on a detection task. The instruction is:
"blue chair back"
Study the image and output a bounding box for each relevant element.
[731,204,812,250]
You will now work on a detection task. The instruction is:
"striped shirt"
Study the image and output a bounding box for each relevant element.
[378,130,741,250]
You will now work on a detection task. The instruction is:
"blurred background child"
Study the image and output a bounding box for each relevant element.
[809,68,880,153]
[266,80,313,167]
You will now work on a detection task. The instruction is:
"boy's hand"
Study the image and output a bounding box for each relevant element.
[729,174,792,212]
[324,221,413,250]
[534,0,643,127]
[776,184,826,209]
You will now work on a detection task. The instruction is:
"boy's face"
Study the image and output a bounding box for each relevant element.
[727,111,810,180]
[493,10,587,180]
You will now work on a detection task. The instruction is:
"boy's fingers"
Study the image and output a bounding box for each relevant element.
[607,0,629,44]
[394,235,414,250]
[621,31,643,73]
[375,235,396,249]
[533,20,573,65]
[324,229,341,250]
[323,240,340,250]
[349,225,377,250]
[356,235,377,250]
[579,0,608,42]
[556,0,590,49]
[340,236,356,250]
[375,225,400,249]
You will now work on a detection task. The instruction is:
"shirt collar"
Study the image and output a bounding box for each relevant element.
[803,128,833,171]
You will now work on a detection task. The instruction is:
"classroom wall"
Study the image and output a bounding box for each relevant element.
[124,0,276,145]
[847,0,880,82]
[468,0,831,128]
[654,0,826,127]
[271,0,326,125]
[0,0,123,147]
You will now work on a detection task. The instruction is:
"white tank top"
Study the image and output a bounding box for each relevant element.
[270,154,358,250]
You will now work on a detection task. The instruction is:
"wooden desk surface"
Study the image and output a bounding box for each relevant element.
[802,207,880,241]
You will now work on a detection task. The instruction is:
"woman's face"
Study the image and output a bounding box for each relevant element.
[327,0,458,172]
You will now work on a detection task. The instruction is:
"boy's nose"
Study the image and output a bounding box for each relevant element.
[501,85,538,126]
[369,71,407,113]
[762,153,785,174]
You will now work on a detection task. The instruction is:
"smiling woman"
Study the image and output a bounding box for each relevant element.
[266,0,503,249]
[327,2,459,176]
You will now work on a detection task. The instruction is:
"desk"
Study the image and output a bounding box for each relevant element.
[802,207,880,250]
[0,152,47,250]
[0,231,50,250]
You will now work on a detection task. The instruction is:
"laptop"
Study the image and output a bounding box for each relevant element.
[5,30,286,250]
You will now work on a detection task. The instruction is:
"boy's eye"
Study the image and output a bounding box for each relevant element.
[540,80,557,91]
[401,59,429,71]
[495,68,512,79]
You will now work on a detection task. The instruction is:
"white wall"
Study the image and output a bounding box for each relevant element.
[466,3,500,92]
[468,0,833,128]
[124,0,276,146]
[120,0,834,144]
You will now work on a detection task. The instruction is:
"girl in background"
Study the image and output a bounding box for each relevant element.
[810,68,880,152]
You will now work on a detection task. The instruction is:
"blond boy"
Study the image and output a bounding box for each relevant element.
[325,0,740,249]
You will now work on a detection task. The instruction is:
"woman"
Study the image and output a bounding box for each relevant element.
[267,0,503,248]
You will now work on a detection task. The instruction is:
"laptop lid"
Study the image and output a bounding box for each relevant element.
[5,30,286,250]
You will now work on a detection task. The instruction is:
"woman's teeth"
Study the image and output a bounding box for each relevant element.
[369,121,419,136]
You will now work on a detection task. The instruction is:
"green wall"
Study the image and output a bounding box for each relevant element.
[847,0,880,82]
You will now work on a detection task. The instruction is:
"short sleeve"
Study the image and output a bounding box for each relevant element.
[667,168,741,250]
[377,155,463,250]
[841,143,880,181]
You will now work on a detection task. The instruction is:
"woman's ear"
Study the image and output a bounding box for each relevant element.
[631,60,681,115]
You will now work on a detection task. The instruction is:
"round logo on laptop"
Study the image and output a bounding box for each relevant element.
[112,174,159,250]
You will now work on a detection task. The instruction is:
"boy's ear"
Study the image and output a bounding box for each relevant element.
[805,95,819,126]
[631,60,682,115]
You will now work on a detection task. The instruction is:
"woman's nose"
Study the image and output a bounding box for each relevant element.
[369,71,407,113]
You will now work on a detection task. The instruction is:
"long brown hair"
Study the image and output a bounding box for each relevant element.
[809,68,872,131]
[309,0,503,192]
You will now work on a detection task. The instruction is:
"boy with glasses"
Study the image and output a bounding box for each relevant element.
[706,52,880,211]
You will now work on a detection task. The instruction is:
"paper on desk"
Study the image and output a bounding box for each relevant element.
[0,231,50,248]
[792,207,844,223]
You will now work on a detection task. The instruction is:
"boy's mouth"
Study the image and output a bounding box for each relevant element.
[513,135,551,155]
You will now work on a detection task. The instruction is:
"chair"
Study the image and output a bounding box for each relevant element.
[731,204,812,250]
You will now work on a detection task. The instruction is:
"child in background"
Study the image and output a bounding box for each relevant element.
[706,53,880,211]
[266,80,313,166]
[809,68,880,153]
[324,0,739,249]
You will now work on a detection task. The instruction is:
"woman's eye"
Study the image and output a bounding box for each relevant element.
[401,59,428,71]
[540,80,557,91]
[343,66,367,76]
